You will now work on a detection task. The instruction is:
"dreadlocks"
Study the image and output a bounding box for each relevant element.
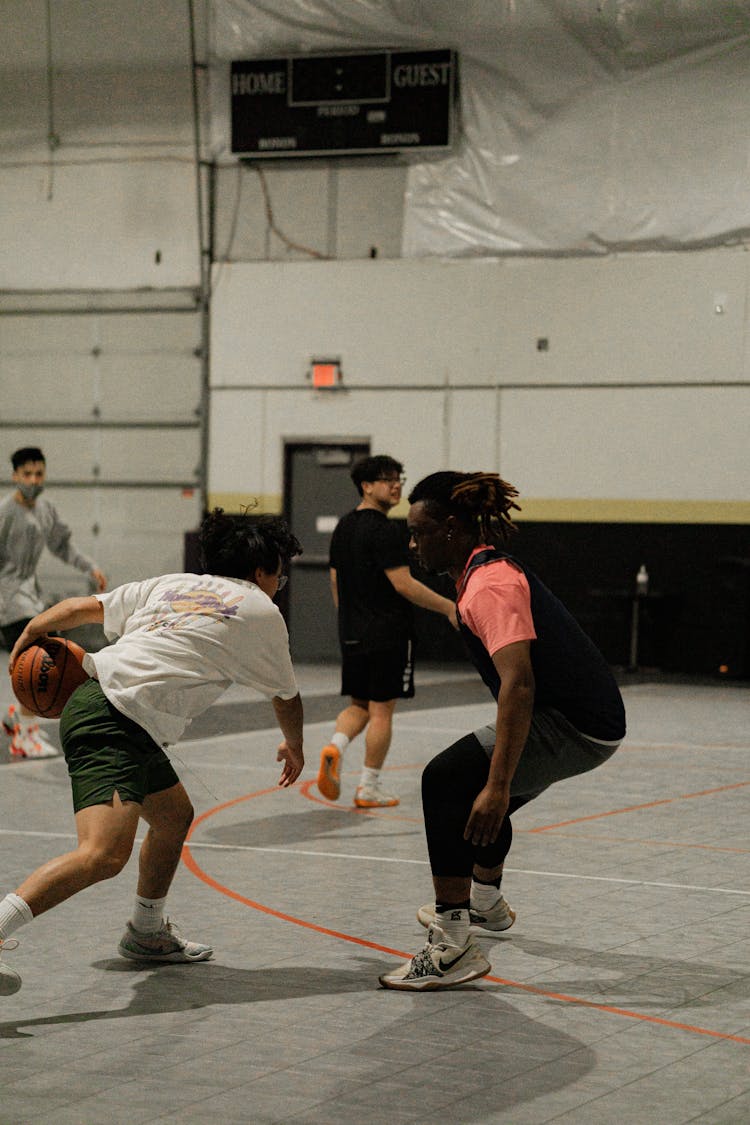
[408,471,521,545]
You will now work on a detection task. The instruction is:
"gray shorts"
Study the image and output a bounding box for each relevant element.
[473,707,619,799]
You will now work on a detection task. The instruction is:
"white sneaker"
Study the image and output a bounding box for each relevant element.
[379,924,491,991]
[118,918,213,963]
[354,782,399,808]
[0,939,22,995]
[417,894,516,933]
[10,724,60,759]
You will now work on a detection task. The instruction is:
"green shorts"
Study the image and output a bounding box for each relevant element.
[59,678,180,813]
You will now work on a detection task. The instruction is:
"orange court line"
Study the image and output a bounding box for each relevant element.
[182,786,750,1048]
[298,778,422,822]
[530,779,750,833]
[190,784,284,831]
[522,829,750,854]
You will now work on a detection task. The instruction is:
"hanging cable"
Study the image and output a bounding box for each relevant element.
[255,165,330,260]
[187,0,212,515]
[44,0,60,201]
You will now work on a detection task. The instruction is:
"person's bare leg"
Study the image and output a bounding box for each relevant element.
[432,875,472,907]
[334,699,369,742]
[120,782,213,962]
[473,863,504,883]
[135,782,194,899]
[15,793,141,916]
[363,699,397,769]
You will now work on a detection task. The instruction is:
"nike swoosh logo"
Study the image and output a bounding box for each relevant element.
[438,949,467,972]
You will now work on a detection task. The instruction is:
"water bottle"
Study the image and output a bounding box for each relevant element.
[636,564,649,596]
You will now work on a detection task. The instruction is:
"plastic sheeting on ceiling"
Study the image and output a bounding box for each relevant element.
[209,0,750,256]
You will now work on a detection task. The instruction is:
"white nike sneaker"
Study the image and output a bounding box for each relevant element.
[417,894,516,934]
[118,918,213,963]
[379,924,491,991]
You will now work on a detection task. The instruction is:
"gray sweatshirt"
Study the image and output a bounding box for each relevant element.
[0,492,97,625]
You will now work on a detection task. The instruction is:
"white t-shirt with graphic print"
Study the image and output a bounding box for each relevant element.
[83,572,298,747]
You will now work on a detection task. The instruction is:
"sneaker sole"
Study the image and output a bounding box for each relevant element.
[416,903,516,933]
[0,968,22,995]
[379,960,491,991]
[354,797,400,808]
[317,749,341,801]
[117,944,213,963]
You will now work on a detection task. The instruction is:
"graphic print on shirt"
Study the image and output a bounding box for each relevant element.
[144,586,245,632]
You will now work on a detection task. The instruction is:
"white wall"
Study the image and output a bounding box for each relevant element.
[3,0,750,618]
[0,0,201,291]
[0,1,205,600]
[208,254,750,522]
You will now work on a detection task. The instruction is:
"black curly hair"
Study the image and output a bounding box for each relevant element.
[350,454,403,496]
[408,471,521,545]
[199,508,302,578]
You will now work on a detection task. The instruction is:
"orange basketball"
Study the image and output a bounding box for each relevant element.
[11,637,90,718]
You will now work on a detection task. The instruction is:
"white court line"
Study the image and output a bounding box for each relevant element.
[1,828,748,896]
[176,725,749,755]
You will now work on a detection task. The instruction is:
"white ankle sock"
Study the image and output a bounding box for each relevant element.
[359,766,380,789]
[0,893,34,940]
[434,907,470,947]
[471,880,501,911]
[131,896,166,934]
[331,732,349,753]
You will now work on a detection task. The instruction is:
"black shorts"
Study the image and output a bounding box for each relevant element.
[59,678,180,813]
[341,640,415,703]
[0,619,31,651]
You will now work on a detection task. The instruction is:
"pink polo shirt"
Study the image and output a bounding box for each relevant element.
[457,547,537,657]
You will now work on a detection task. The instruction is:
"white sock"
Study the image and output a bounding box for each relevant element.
[433,907,470,947]
[131,895,166,934]
[0,893,34,941]
[471,880,501,911]
[331,732,349,753]
[359,766,380,789]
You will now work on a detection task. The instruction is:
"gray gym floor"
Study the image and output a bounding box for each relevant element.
[0,664,748,1124]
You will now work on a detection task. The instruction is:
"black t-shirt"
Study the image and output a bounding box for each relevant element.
[329,508,413,652]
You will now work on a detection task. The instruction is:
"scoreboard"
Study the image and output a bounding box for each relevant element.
[230,48,457,158]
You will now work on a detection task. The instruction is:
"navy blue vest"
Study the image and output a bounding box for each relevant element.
[457,548,625,743]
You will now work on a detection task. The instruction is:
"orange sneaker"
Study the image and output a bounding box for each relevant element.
[2,703,19,738]
[354,782,399,808]
[317,744,341,800]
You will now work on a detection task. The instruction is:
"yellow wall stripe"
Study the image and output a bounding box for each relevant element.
[209,493,750,525]
[515,499,750,524]
[207,493,283,515]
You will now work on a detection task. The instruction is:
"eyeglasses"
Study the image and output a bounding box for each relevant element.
[276,574,288,590]
[374,475,406,485]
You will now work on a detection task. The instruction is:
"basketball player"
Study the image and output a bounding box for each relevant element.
[317,454,458,808]
[0,447,107,758]
[0,509,304,995]
[379,472,625,990]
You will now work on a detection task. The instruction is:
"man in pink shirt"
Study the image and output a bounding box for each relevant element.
[379,471,625,992]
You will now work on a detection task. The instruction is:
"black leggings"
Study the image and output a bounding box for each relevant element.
[421,733,537,877]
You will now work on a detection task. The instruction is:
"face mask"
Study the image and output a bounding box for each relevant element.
[17,482,44,501]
